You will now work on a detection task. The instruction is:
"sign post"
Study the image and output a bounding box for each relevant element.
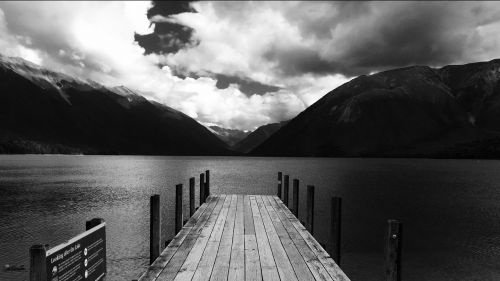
[31,218,106,281]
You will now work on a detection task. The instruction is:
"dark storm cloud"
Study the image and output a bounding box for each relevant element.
[146,1,196,18]
[135,1,198,55]
[214,74,281,96]
[264,46,343,76]
[267,1,500,76]
[169,66,281,96]
[170,66,201,80]
[333,2,474,73]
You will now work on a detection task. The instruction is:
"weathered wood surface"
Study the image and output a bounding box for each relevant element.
[139,195,350,281]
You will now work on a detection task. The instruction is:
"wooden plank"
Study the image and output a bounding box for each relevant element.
[249,196,280,281]
[261,196,315,281]
[190,195,233,281]
[191,195,233,281]
[271,196,350,281]
[227,195,244,281]
[244,195,255,235]
[138,195,220,281]
[173,196,232,281]
[255,196,298,281]
[244,196,262,281]
[209,195,238,281]
[267,196,333,281]
[155,195,227,281]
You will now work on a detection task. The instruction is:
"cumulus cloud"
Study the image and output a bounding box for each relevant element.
[1,1,500,131]
[162,1,500,79]
[0,1,315,130]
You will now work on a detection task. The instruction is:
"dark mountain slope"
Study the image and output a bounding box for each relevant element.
[439,59,500,131]
[252,59,500,157]
[0,55,229,155]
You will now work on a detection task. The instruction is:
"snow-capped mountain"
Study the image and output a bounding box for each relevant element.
[0,54,229,155]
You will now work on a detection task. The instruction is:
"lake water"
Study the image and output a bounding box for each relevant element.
[1,155,500,281]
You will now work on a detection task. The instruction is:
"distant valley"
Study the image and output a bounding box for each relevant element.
[208,126,250,148]
[209,122,287,153]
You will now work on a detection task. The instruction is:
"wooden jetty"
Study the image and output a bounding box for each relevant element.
[138,194,350,281]
[29,170,402,281]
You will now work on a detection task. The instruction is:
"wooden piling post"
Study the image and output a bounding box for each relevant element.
[277,172,282,199]
[205,170,210,191]
[30,244,47,281]
[306,185,315,235]
[386,220,402,281]
[330,197,342,265]
[176,184,183,234]
[189,177,195,217]
[205,170,210,201]
[86,218,104,230]
[200,173,205,205]
[150,194,160,265]
[292,179,299,217]
[284,175,289,206]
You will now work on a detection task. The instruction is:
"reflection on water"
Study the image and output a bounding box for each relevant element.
[1,155,500,280]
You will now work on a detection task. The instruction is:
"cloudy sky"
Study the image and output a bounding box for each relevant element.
[1,1,500,131]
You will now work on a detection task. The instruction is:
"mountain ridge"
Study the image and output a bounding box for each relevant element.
[0,54,230,155]
[252,59,500,158]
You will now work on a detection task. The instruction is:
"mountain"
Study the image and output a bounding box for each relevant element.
[208,126,250,147]
[233,121,287,153]
[252,59,500,158]
[0,54,229,155]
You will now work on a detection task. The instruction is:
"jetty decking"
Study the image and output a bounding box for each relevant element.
[138,194,350,281]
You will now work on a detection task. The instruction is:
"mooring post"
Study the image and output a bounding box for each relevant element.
[150,194,160,265]
[175,184,183,233]
[386,219,402,281]
[293,179,299,217]
[86,218,104,230]
[284,175,289,206]
[205,170,210,201]
[189,177,195,217]
[277,172,282,199]
[30,244,47,281]
[306,185,315,235]
[330,197,342,265]
[200,173,205,205]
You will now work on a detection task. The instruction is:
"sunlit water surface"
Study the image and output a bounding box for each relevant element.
[1,155,500,281]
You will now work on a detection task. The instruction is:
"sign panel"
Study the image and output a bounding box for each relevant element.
[45,223,106,281]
